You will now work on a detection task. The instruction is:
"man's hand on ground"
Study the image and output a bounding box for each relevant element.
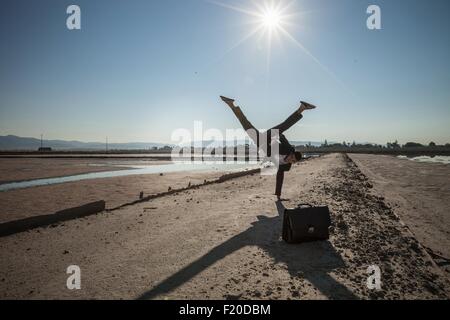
[275,194,290,202]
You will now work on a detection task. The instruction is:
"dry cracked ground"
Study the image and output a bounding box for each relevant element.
[0,153,449,299]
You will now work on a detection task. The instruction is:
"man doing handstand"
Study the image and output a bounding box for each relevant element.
[220,96,317,200]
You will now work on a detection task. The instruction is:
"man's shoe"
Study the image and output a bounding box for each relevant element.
[300,101,317,110]
[220,96,235,104]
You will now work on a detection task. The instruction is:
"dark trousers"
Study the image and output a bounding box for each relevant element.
[230,106,303,155]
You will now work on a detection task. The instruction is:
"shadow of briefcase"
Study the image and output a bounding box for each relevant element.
[282,204,331,244]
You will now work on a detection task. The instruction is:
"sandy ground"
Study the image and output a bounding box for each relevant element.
[0,153,448,300]
[350,154,450,274]
[0,168,226,224]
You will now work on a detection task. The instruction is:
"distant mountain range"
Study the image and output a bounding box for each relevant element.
[0,135,326,151]
[0,135,167,151]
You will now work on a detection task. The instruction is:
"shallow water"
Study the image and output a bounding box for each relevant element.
[0,161,259,192]
[397,155,450,165]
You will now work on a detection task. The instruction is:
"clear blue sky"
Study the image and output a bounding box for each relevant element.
[0,0,449,144]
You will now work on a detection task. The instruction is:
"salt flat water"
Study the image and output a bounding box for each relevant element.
[0,161,259,192]
[397,155,450,165]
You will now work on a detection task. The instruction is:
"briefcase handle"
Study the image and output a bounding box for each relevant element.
[297,203,313,208]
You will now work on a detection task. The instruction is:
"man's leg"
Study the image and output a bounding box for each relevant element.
[221,97,259,145]
[232,107,257,133]
[271,110,303,134]
[270,101,317,134]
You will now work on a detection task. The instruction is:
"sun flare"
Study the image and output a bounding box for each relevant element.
[208,0,345,91]
[260,8,282,29]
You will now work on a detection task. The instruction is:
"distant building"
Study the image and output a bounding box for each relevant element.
[38,147,52,152]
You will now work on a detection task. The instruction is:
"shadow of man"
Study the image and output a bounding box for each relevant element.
[137,201,357,300]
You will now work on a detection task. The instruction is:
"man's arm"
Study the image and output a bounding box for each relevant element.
[275,169,285,200]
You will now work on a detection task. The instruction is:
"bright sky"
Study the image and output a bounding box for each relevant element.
[0,0,449,144]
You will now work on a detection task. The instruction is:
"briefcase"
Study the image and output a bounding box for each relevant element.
[282,204,331,244]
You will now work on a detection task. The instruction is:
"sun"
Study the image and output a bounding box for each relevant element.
[208,0,297,74]
[260,7,282,29]
[208,0,350,94]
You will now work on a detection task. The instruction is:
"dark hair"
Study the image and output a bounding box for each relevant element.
[294,151,303,162]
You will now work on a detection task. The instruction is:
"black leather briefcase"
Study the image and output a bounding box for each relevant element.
[282,204,331,244]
